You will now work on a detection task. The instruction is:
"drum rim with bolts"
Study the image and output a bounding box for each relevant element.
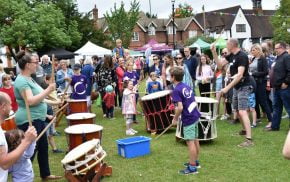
[64,124,103,134]
[141,90,172,101]
[66,113,96,120]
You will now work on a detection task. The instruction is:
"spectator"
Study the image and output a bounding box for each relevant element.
[149,55,163,78]
[56,59,73,93]
[175,53,193,88]
[183,47,198,90]
[162,54,174,89]
[40,55,52,75]
[81,58,95,111]
[116,58,125,108]
[0,74,18,112]
[113,39,125,59]
[147,72,162,94]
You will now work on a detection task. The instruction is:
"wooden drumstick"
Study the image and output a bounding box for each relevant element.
[155,123,174,140]
[36,117,56,141]
[201,91,221,95]
[22,91,33,127]
[36,103,68,141]
[61,80,71,101]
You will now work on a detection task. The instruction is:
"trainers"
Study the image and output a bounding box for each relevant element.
[251,124,257,128]
[229,119,239,124]
[126,130,135,136]
[282,114,289,119]
[52,149,64,153]
[179,165,198,175]
[130,128,138,134]
[184,160,201,168]
[220,114,229,120]
[238,139,254,147]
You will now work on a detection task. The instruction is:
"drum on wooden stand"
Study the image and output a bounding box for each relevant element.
[62,139,106,175]
[1,111,17,131]
[140,90,174,134]
[65,124,103,151]
[66,113,96,126]
[67,99,88,114]
[176,97,218,141]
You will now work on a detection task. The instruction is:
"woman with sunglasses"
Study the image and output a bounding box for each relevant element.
[13,52,61,181]
[175,53,193,88]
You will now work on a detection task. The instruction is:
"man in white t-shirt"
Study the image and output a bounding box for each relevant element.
[0,92,37,181]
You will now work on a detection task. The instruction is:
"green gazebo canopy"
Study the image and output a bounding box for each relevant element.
[215,37,227,49]
[189,38,211,49]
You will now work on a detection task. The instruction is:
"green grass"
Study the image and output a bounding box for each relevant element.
[31,85,290,182]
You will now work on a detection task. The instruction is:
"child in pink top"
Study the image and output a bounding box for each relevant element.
[122,80,138,135]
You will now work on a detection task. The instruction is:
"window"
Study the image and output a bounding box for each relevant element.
[148,26,156,35]
[167,26,176,35]
[236,24,246,33]
[132,32,139,41]
[189,30,197,38]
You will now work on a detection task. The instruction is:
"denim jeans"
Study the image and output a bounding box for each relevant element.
[271,86,290,130]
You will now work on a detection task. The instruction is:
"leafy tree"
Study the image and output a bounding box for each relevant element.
[175,3,194,18]
[104,0,140,48]
[271,0,290,43]
[0,0,72,58]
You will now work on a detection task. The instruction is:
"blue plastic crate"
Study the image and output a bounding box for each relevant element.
[116,136,151,158]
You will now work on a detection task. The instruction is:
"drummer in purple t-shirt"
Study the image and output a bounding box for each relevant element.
[170,67,201,175]
[70,64,87,100]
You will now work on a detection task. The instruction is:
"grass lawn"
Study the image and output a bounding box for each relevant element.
[31,86,290,182]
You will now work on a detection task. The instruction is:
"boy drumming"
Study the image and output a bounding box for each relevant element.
[170,67,201,175]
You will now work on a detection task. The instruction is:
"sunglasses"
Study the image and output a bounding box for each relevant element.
[153,58,158,60]
[176,57,183,59]
[221,52,227,55]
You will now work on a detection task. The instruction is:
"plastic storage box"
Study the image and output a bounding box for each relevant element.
[116,136,151,158]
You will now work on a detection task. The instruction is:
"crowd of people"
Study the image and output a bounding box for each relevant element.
[0,37,289,179]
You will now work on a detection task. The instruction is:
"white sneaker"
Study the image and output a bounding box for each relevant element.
[220,114,229,120]
[282,114,289,119]
[130,128,138,134]
[126,130,135,136]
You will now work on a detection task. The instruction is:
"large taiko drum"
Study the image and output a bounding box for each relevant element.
[67,99,88,114]
[61,139,107,175]
[66,113,95,126]
[65,124,103,150]
[1,111,17,131]
[176,97,218,141]
[140,90,174,133]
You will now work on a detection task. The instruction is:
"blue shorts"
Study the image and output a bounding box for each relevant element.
[248,93,256,109]
[215,76,223,92]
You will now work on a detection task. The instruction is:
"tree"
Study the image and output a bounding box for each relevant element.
[104,0,140,48]
[0,0,72,57]
[175,3,194,18]
[271,0,290,43]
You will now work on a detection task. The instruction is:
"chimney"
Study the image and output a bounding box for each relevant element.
[252,0,263,15]
[93,5,98,29]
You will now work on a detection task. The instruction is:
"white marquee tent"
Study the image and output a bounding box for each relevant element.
[74,41,112,57]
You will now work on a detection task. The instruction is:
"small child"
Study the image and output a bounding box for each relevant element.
[122,80,138,135]
[103,85,116,119]
[170,67,201,175]
[70,64,87,100]
[147,72,162,94]
[5,129,36,182]
[248,75,257,128]
[0,74,18,112]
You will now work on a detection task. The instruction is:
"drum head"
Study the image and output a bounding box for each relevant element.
[65,124,103,134]
[67,99,87,103]
[141,90,172,101]
[61,139,99,164]
[195,97,218,104]
[66,113,96,120]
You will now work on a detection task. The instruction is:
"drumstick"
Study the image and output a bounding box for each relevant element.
[61,80,71,101]
[201,91,221,95]
[22,91,33,127]
[36,117,56,141]
[36,103,68,141]
[155,123,174,140]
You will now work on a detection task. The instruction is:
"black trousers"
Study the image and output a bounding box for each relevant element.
[18,119,50,178]
[198,83,211,112]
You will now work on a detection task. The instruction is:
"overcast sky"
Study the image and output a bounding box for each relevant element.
[76,0,280,18]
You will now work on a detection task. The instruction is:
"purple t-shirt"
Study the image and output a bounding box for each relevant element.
[71,74,87,99]
[123,71,139,86]
[171,82,201,126]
